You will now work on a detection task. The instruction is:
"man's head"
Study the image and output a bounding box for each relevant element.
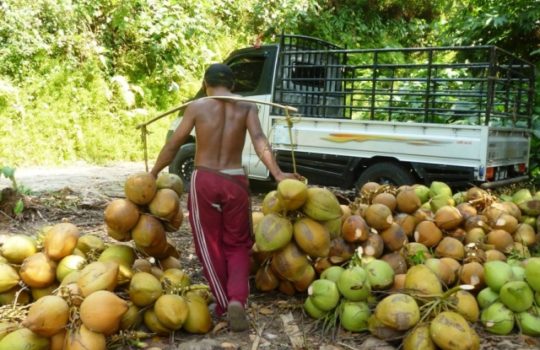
[204,63,234,90]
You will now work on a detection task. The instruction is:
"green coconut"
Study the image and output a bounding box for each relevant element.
[511,265,525,282]
[320,266,345,283]
[476,287,499,309]
[56,255,86,282]
[255,213,293,252]
[516,306,540,336]
[339,301,371,332]
[307,279,340,311]
[365,259,395,290]
[337,266,371,301]
[484,260,513,292]
[304,297,328,319]
[430,194,455,212]
[512,188,532,205]
[302,187,342,221]
[429,181,452,198]
[129,272,163,307]
[429,311,474,350]
[499,280,534,312]
[480,302,515,335]
[375,293,420,331]
[0,234,37,264]
[413,185,431,203]
[524,257,540,291]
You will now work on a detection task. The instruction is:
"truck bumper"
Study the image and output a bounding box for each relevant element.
[480,175,529,189]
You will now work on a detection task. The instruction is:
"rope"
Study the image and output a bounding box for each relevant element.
[137,96,300,174]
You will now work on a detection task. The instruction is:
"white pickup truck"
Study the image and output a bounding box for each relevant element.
[167,34,535,190]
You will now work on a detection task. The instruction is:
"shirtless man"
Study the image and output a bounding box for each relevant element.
[150,63,301,332]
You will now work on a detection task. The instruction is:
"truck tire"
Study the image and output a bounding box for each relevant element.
[355,162,416,190]
[169,143,196,191]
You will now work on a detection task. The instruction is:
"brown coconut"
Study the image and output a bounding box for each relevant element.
[456,202,477,220]
[124,172,157,205]
[132,214,167,249]
[149,189,180,221]
[106,225,131,242]
[435,237,465,261]
[381,252,408,274]
[414,221,443,247]
[255,265,279,292]
[293,264,316,292]
[396,189,422,214]
[459,262,485,291]
[463,215,490,232]
[381,223,408,251]
[365,203,394,231]
[341,215,370,243]
[279,280,296,296]
[271,242,310,282]
[361,233,385,258]
[104,199,140,234]
[328,237,356,262]
[485,229,514,252]
[485,249,507,261]
[513,223,537,247]
[465,227,486,244]
[413,208,434,222]
[434,205,463,230]
[393,213,418,237]
[293,217,331,258]
[372,193,397,212]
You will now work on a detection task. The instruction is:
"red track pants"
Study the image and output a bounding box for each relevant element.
[187,167,253,316]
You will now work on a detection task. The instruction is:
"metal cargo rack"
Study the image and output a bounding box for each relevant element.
[272,34,535,128]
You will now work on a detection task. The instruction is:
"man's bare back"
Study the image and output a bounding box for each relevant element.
[188,96,251,170]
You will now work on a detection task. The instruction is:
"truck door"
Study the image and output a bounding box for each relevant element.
[225,45,278,179]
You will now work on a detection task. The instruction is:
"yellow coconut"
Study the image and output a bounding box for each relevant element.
[19,253,57,288]
[106,225,131,242]
[261,190,284,215]
[132,258,153,273]
[76,235,105,255]
[322,217,343,239]
[77,261,119,297]
[31,283,59,301]
[430,311,474,350]
[183,294,212,334]
[159,255,182,271]
[255,213,293,252]
[143,309,172,335]
[124,172,157,205]
[50,330,65,350]
[513,223,537,247]
[0,322,18,341]
[0,286,31,305]
[0,328,49,350]
[64,325,106,350]
[448,290,479,322]
[156,172,184,197]
[149,188,180,221]
[160,268,191,289]
[404,264,443,297]
[277,178,308,211]
[79,290,128,335]
[403,323,436,350]
[56,255,86,282]
[120,301,142,330]
[375,293,420,331]
[129,272,163,307]
[22,295,69,337]
[293,217,331,258]
[104,198,140,235]
[44,222,80,261]
[164,206,184,232]
[302,187,342,221]
[0,263,20,293]
[0,234,37,264]
[154,294,189,330]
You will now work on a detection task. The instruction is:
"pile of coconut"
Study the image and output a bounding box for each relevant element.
[0,172,212,350]
[251,179,540,349]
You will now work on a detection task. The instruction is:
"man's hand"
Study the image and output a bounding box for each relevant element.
[275,172,305,183]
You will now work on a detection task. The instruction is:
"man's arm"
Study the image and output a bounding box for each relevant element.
[150,107,196,178]
[246,104,300,182]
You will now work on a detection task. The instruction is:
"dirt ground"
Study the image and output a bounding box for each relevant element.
[0,162,539,350]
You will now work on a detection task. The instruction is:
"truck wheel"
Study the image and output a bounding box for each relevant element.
[169,143,195,191]
[355,162,416,190]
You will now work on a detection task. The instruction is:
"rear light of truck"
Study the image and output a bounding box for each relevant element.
[486,167,495,181]
[515,163,527,173]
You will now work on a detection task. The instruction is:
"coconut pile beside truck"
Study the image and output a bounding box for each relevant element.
[1,170,539,349]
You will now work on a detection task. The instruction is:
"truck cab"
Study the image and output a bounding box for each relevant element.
[167,35,535,190]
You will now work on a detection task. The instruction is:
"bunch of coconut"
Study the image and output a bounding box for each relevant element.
[252,179,352,295]
[477,258,540,337]
[104,172,185,261]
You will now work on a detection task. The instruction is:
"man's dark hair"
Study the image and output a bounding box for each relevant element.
[204,63,234,89]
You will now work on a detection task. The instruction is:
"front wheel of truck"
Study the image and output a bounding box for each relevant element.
[355,162,416,190]
[169,143,196,191]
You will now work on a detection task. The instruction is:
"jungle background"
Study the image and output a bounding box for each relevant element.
[0,0,539,176]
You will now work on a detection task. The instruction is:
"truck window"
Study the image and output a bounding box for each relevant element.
[291,61,326,88]
[229,56,266,94]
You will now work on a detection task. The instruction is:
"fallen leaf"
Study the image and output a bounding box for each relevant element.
[212,321,228,334]
[258,307,274,315]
